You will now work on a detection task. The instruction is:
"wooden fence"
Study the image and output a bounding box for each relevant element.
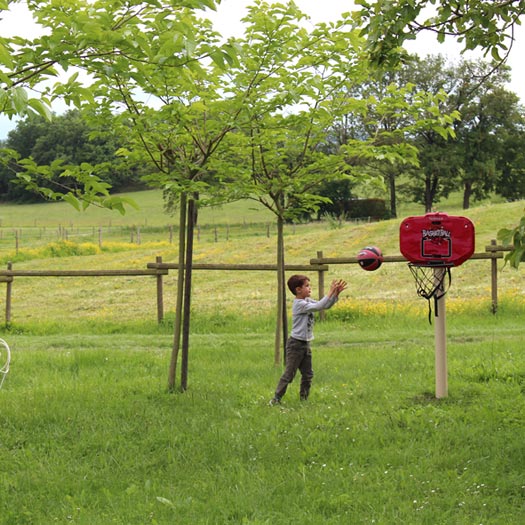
[309,240,507,314]
[0,222,281,253]
[0,241,514,325]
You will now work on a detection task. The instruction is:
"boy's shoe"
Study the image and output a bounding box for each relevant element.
[269,397,281,406]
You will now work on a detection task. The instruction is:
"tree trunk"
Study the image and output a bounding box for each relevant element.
[180,195,196,392]
[168,192,187,393]
[388,170,397,218]
[463,181,472,209]
[274,216,285,365]
[279,218,288,355]
[424,172,439,213]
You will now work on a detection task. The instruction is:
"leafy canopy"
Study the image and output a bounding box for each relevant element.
[0,0,232,210]
[355,0,525,66]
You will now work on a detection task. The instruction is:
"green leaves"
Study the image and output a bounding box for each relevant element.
[2,152,138,214]
[355,0,524,67]
[497,212,525,269]
[27,98,53,120]
[0,0,233,213]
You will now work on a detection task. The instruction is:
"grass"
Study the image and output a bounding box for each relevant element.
[0,190,524,328]
[1,309,524,524]
[0,192,524,523]
[0,190,274,229]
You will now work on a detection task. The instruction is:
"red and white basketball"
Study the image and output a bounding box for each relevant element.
[357,246,383,271]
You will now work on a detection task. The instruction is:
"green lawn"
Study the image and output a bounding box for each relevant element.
[0,193,524,523]
[1,310,524,524]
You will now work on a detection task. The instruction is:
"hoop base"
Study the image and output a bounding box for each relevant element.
[0,338,10,390]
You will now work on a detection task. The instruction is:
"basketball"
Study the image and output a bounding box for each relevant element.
[357,246,383,271]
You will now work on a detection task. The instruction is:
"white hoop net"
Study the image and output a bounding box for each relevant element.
[408,264,452,322]
[408,264,451,301]
[0,338,11,390]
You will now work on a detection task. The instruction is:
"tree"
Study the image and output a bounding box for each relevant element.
[355,0,525,67]
[326,69,411,219]
[82,10,242,392]
[495,127,525,201]
[1,0,241,390]
[221,2,361,364]
[225,2,459,363]
[0,0,224,211]
[355,0,525,266]
[447,61,522,209]
[399,55,462,212]
[329,54,461,216]
[0,110,147,201]
[380,55,521,212]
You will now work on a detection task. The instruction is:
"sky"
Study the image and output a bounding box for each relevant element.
[1,0,524,139]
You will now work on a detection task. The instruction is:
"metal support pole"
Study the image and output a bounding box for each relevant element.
[434,267,448,399]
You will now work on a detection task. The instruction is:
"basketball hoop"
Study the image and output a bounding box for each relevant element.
[400,213,475,263]
[399,212,476,399]
[408,263,451,301]
[401,212,474,321]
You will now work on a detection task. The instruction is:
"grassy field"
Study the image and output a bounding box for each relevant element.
[1,311,524,524]
[0,192,524,523]
[0,190,524,326]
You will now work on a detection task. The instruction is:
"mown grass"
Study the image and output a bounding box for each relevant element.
[1,307,524,524]
[0,192,524,523]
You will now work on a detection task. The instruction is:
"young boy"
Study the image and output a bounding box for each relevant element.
[269,274,347,405]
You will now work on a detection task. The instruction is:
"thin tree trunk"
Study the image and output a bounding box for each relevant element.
[463,181,472,209]
[167,192,187,392]
[279,217,288,358]
[180,195,196,392]
[274,216,285,365]
[388,170,397,219]
[424,175,433,213]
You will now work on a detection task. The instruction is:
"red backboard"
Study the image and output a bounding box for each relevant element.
[400,212,475,266]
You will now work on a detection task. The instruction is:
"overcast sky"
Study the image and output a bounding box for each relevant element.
[1,0,524,139]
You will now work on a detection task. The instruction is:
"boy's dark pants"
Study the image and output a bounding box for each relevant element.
[275,337,313,400]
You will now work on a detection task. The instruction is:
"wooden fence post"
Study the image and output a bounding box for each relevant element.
[490,239,498,314]
[5,262,12,326]
[317,250,326,321]
[156,256,164,323]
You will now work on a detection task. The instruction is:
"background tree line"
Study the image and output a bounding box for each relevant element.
[0,109,149,202]
[2,53,524,219]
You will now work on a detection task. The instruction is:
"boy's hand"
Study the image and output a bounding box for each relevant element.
[335,279,347,295]
[329,279,347,297]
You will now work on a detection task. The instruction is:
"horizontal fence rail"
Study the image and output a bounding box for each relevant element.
[146,263,329,271]
[0,269,168,277]
[310,241,509,314]
[0,242,515,326]
[308,251,504,266]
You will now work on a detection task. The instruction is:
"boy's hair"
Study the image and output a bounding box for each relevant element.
[287,274,310,295]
